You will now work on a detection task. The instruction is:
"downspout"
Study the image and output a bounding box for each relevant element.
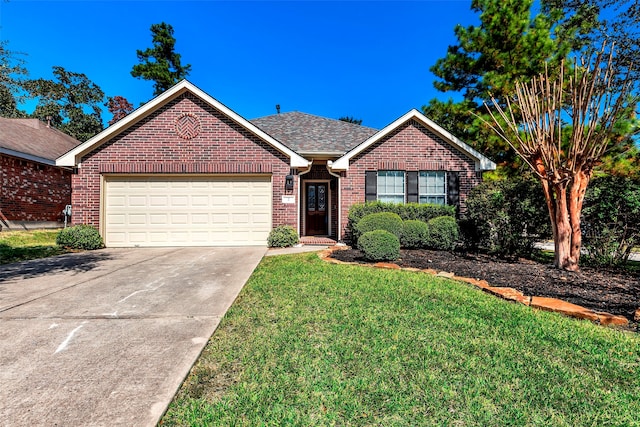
[297,161,313,238]
[326,161,342,242]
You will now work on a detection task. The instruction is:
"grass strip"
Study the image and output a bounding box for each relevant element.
[162,252,640,426]
[0,229,67,265]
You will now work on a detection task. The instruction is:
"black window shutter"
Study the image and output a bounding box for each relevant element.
[365,171,377,202]
[447,171,460,209]
[407,171,418,203]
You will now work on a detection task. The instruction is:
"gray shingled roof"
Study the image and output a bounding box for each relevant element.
[251,111,378,154]
[0,118,82,164]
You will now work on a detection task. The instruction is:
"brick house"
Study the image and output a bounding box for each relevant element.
[57,80,495,247]
[0,117,81,230]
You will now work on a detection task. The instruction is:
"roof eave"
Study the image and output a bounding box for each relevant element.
[1,147,56,166]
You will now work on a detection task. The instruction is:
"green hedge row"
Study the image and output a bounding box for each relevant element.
[347,201,455,244]
[353,210,460,261]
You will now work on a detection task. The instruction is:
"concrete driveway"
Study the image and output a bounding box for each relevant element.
[0,247,266,427]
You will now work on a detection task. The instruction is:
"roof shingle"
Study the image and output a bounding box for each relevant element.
[0,118,82,163]
[251,111,378,155]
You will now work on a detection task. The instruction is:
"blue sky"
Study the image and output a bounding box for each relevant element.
[0,1,479,129]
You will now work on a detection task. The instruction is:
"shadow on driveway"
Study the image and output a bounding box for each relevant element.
[0,251,113,282]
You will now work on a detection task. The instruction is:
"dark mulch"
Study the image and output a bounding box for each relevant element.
[331,248,640,326]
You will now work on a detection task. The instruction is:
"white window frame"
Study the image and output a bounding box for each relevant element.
[419,171,447,205]
[377,170,405,204]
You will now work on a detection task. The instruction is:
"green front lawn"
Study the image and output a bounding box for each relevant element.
[161,253,640,426]
[0,229,67,265]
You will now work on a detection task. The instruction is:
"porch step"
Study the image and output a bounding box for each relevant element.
[300,236,338,246]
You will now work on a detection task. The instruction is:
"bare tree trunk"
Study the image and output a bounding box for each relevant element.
[567,170,591,269]
[551,183,580,271]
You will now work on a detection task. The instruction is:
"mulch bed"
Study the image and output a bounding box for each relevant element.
[330,248,640,328]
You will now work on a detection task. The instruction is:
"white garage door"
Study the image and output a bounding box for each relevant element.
[104,175,272,247]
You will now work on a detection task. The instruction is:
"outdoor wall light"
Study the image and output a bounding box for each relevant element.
[285,175,294,192]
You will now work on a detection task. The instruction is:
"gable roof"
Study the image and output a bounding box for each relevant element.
[330,109,497,172]
[0,117,82,166]
[251,112,378,155]
[56,80,310,168]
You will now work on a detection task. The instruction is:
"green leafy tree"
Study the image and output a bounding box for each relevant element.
[131,22,191,96]
[581,174,640,265]
[25,66,105,141]
[425,0,598,173]
[0,40,29,118]
[543,0,640,84]
[431,0,569,104]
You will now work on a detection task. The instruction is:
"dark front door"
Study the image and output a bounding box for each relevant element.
[305,183,328,235]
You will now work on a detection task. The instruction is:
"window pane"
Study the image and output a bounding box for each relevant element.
[318,185,326,212]
[377,171,405,204]
[379,195,404,204]
[418,171,446,205]
[308,185,316,211]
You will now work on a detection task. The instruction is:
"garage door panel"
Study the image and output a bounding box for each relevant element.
[128,196,147,207]
[170,213,188,224]
[192,195,209,206]
[128,214,146,225]
[167,196,187,208]
[104,176,272,247]
[149,195,168,206]
[149,214,168,225]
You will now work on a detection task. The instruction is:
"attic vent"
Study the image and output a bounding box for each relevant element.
[175,112,201,140]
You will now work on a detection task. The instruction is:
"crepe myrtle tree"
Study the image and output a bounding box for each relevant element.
[481,44,636,271]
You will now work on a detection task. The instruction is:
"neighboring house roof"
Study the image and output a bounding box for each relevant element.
[0,117,82,166]
[330,109,497,172]
[56,80,310,168]
[251,112,378,155]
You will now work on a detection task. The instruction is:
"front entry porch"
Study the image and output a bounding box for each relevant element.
[300,164,339,240]
[299,235,338,245]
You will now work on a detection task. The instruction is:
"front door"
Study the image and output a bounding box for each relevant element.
[305,183,328,235]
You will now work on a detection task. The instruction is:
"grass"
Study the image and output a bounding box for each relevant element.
[0,229,67,265]
[161,253,640,426]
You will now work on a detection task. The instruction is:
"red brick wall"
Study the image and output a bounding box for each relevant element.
[0,154,71,222]
[339,119,483,239]
[72,93,297,231]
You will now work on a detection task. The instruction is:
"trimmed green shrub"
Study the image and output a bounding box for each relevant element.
[267,225,299,248]
[355,212,403,241]
[424,216,459,250]
[347,201,454,244]
[358,230,401,261]
[462,178,550,257]
[401,220,429,249]
[56,225,104,250]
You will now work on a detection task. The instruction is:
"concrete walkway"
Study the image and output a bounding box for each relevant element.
[0,247,265,427]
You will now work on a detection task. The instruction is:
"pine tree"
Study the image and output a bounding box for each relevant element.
[131,22,191,96]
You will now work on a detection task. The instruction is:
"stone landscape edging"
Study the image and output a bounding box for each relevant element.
[318,246,630,328]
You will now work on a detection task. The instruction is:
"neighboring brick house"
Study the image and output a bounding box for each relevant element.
[0,117,81,230]
[57,80,495,247]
